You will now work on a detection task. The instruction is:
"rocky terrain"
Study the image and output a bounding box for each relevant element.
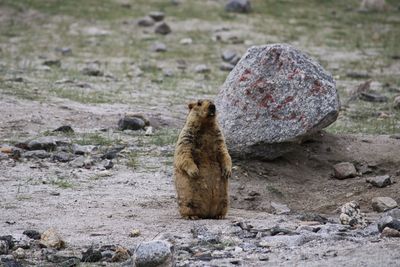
[1,0,400,266]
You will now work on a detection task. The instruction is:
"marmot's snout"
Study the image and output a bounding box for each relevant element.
[208,103,216,117]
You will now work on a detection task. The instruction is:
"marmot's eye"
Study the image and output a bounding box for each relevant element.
[197,100,202,106]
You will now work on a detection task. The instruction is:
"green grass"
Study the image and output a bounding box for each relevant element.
[50,179,74,189]
[126,151,139,169]
[147,128,178,146]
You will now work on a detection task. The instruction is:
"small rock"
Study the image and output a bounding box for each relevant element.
[47,249,82,264]
[23,230,41,240]
[101,145,125,160]
[53,125,74,134]
[40,228,65,249]
[111,246,130,262]
[70,156,94,169]
[81,67,103,77]
[393,95,400,109]
[71,144,97,155]
[155,22,171,35]
[229,55,241,65]
[220,62,235,71]
[360,92,388,103]
[129,229,140,237]
[12,248,25,259]
[381,227,400,238]
[43,59,61,67]
[179,38,193,45]
[148,11,165,22]
[221,49,237,62]
[52,151,73,162]
[271,201,290,215]
[55,47,72,56]
[0,258,23,267]
[163,68,174,77]
[194,64,210,73]
[346,71,370,79]
[0,240,9,255]
[104,160,114,170]
[118,116,146,130]
[135,240,173,267]
[258,255,269,261]
[145,126,154,136]
[23,150,50,159]
[377,216,400,232]
[366,175,392,188]
[225,0,251,13]
[138,16,155,27]
[333,162,357,179]
[372,197,398,212]
[339,201,366,227]
[82,247,102,262]
[0,152,9,160]
[150,42,167,52]
[191,225,220,244]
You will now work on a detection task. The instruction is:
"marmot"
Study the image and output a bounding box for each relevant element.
[174,99,232,219]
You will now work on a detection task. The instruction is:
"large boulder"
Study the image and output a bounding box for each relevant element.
[215,44,340,159]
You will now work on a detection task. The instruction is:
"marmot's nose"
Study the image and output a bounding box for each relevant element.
[209,104,216,113]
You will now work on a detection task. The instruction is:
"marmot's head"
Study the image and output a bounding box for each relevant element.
[187,99,216,123]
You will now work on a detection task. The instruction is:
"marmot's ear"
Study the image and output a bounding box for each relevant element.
[188,102,195,110]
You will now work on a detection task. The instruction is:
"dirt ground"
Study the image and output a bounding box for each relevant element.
[1,0,400,266]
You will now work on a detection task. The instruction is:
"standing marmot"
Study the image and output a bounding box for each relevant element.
[174,99,232,219]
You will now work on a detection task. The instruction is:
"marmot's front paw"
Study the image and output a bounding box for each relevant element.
[222,167,232,179]
[186,165,200,178]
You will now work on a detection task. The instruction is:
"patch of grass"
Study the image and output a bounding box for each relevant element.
[148,128,179,146]
[126,151,139,169]
[75,133,122,146]
[50,179,74,189]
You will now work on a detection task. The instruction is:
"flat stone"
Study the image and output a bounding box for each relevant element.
[216,44,340,160]
[333,162,357,179]
[81,67,103,77]
[366,175,392,188]
[194,64,210,73]
[71,144,97,155]
[220,62,235,71]
[52,151,73,162]
[360,92,388,102]
[148,11,165,22]
[372,197,398,212]
[28,136,69,151]
[118,116,146,130]
[271,201,290,215]
[23,150,50,159]
[222,50,237,62]
[23,230,41,240]
[155,22,171,35]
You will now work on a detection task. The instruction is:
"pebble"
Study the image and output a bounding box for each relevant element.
[23,230,41,240]
[221,49,237,62]
[145,126,154,136]
[118,116,146,130]
[155,22,171,35]
[12,248,25,259]
[129,229,140,237]
[39,228,65,249]
[150,42,167,52]
[53,125,74,134]
[134,240,172,267]
[81,67,103,77]
[381,227,400,238]
[71,144,97,155]
[194,64,210,73]
[23,150,50,159]
[52,151,73,162]
[148,11,165,22]
[104,160,114,170]
[372,197,398,212]
[333,162,357,179]
[225,0,251,13]
[0,258,23,267]
[82,247,102,262]
[220,62,235,71]
[360,92,388,103]
[70,156,94,168]
[271,201,290,215]
[43,59,61,67]
[137,16,155,27]
[366,175,392,188]
[111,246,130,262]
[179,38,193,45]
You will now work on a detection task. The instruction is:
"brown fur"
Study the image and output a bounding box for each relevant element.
[174,100,232,219]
